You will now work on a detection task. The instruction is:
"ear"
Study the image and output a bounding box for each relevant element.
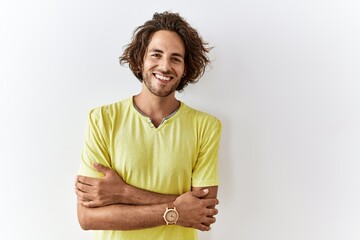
[182,69,186,78]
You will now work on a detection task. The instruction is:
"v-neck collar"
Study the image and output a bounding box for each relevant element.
[131,97,182,129]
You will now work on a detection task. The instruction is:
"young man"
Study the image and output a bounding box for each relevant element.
[75,11,222,240]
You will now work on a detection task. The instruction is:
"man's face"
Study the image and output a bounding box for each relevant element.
[142,30,185,97]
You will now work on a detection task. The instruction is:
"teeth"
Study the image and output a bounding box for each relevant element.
[155,74,171,81]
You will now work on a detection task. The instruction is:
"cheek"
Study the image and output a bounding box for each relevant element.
[178,66,185,76]
[143,60,157,71]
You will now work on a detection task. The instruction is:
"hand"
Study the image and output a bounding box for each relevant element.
[76,163,128,208]
[174,189,219,231]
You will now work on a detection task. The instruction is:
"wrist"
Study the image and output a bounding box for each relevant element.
[120,184,132,204]
[163,202,179,225]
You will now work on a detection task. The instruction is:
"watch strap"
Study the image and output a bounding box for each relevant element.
[167,202,176,209]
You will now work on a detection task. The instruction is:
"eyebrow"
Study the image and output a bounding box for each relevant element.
[148,49,184,58]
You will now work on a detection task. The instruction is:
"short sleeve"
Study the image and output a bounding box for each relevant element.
[192,118,222,187]
[78,107,112,178]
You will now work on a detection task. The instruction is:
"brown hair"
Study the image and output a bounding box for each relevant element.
[119,11,211,91]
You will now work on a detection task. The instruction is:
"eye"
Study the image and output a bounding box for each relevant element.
[172,57,182,63]
[151,53,161,58]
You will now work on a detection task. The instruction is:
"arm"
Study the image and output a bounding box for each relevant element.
[76,163,178,207]
[77,189,218,231]
[77,202,166,230]
[76,165,219,207]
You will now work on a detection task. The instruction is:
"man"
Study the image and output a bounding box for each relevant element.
[75,11,222,240]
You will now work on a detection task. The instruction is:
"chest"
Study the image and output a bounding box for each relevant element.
[109,120,200,185]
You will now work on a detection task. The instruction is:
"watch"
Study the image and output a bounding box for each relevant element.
[163,202,179,225]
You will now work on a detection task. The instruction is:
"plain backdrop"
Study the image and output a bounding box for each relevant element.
[0,0,359,239]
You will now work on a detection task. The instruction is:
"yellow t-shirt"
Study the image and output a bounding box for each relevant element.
[79,97,222,240]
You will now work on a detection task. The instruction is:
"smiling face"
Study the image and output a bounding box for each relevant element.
[142,30,185,98]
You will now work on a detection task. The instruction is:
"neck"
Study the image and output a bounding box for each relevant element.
[133,87,180,126]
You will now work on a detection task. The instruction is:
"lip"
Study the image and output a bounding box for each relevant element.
[153,73,174,83]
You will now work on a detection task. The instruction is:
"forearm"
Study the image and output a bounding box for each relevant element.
[125,185,218,206]
[123,184,178,205]
[77,202,166,230]
[76,173,178,207]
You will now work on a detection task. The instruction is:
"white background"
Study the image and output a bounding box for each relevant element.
[1,0,359,239]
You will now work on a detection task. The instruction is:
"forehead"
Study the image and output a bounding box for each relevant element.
[147,30,185,55]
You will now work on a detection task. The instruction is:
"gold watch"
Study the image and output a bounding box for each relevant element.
[163,202,179,225]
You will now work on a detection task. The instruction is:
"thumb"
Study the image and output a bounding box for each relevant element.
[192,188,209,198]
[92,163,111,175]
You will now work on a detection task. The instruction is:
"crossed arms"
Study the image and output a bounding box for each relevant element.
[76,163,219,232]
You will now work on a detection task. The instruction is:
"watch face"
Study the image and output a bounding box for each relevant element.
[165,209,178,222]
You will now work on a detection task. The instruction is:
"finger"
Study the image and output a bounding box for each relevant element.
[81,200,99,208]
[76,188,94,202]
[207,208,218,216]
[78,199,98,208]
[92,163,111,175]
[77,175,97,186]
[202,198,219,207]
[203,216,216,226]
[76,180,97,194]
[198,224,211,231]
[191,189,209,198]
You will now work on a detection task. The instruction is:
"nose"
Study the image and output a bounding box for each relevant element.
[158,58,171,72]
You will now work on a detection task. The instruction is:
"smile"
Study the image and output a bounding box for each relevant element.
[153,73,173,82]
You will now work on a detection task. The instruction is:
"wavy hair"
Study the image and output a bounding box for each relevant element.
[119,11,212,91]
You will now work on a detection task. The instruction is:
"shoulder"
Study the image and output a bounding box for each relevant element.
[88,98,132,124]
[181,103,222,130]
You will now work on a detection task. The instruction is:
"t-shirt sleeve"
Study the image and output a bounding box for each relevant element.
[78,107,112,178]
[192,118,222,187]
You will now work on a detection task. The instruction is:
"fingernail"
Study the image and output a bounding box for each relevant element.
[203,189,209,193]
